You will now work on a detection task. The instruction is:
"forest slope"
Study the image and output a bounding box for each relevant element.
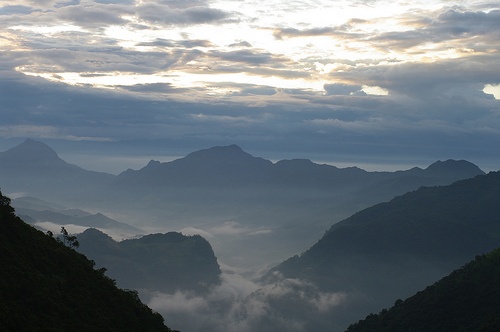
[267,171,500,329]
[0,191,175,331]
[346,247,500,331]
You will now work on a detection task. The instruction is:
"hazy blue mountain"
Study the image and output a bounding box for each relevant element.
[0,140,486,268]
[265,171,500,330]
[12,196,143,238]
[0,139,114,204]
[0,192,174,331]
[109,145,485,267]
[117,144,273,187]
[77,228,222,294]
[346,248,500,331]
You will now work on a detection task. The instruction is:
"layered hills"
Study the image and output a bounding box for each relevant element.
[0,139,486,268]
[0,191,174,331]
[347,247,500,331]
[76,228,221,294]
[12,196,142,239]
[266,171,500,330]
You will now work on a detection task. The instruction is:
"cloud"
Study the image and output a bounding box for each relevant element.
[1,0,500,173]
[56,3,131,26]
[324,83,366,96]
[0,5,37,15]
[146,272,347,332]
[136,3,231,26]
[206,221,272,237]
[273,27,340,40]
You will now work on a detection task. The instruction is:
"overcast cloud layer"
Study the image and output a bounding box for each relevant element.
[1,0,500,172]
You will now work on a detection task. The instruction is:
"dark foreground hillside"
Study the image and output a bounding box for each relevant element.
[0,191,175,332]
[347,247,500,331]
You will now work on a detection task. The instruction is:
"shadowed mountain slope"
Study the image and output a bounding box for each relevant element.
[346,247,500,332]
[267,171,500,330]
[0,139,113,203]
[0,191,174,331]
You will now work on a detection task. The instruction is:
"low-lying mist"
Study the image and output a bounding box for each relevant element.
[144,271,349,332]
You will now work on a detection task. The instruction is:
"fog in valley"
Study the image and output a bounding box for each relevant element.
[2,0,500,329]
[3,139,498,331]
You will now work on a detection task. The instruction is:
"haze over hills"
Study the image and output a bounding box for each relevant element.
[0,191,174,331]
[1,139,499,331]
[0,138,114,202]
[0,139,486,269]
[264,171,500,331]
[347,247,500,331]
[12,196,143,239]
[76,228,222,294]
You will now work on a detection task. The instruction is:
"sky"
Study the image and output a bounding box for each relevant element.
[1,0,500,173]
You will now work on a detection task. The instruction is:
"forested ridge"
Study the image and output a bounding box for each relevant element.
[346,247,500,331]
[0,191,175,331]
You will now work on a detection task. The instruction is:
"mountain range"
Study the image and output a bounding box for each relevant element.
[1,139,499,331]
[0,139,486,268]
[263,171,500,331]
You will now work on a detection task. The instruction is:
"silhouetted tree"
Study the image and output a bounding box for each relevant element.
[60,227,80,248]
[0,190,14,215]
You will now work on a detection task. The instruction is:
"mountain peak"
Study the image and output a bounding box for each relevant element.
[0,138,62,164]
[185,144,245,159]
[181,144,272,168]
[425,159,485,176]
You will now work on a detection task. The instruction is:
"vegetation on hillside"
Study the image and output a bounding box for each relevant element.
[77,228,221,294]
[0,191,176,331]
[346,248,500,331]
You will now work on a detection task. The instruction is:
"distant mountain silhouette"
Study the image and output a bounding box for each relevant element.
[266,171,500,330]
[0,191,174,331]
[0,139,113,203]
[347,247,500,331]
[12,196,142,237]
[116,146,483,190]
[77,228,221,294]
[0,138,63,165]
[117,144,273,187]
[0,140,487,268]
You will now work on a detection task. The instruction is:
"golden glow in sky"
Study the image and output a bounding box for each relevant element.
[3,0,498,99]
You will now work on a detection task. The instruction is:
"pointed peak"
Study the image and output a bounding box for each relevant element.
[1,138,62,163]
[146,159,161,167]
